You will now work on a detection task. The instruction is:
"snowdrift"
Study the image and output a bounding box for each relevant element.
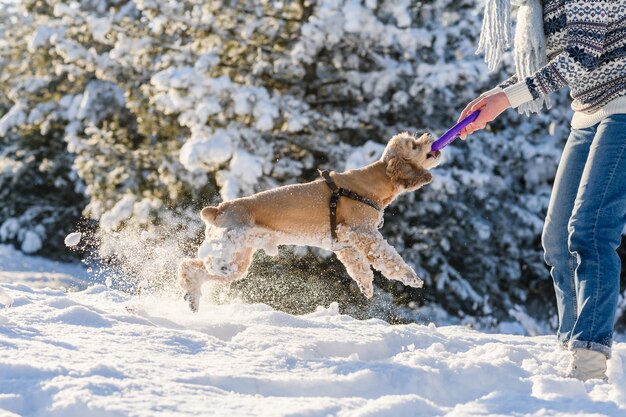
[1,283,626,417]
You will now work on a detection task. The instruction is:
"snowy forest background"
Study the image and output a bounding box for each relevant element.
[1,0,625,333]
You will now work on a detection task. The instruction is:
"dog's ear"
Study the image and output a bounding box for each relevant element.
[386,157,432,190]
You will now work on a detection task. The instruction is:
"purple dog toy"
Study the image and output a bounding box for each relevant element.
[430,110,480,152]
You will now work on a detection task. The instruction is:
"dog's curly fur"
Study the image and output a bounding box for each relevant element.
[179,132,442,311]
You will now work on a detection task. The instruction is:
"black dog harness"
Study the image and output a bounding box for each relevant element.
[319,169,382,242]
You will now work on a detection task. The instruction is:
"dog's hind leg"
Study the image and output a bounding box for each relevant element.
[335,248,374,298]
[337,225,423,289]
[178,258,210,312]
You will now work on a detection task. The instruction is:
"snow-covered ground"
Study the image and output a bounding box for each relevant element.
[0,244,88,290]
[3,285,626,417]
[2,250,626,417]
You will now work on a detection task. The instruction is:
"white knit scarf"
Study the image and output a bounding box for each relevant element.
[477,0,551,115]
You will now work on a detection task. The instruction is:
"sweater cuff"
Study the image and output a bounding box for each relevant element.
[481,86,504,97]
[503,81,534,108]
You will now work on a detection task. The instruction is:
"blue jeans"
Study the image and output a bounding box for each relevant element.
[542,113,626,358]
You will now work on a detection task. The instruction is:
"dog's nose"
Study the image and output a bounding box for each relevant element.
[220,265,229,273]
[426,150,441,159]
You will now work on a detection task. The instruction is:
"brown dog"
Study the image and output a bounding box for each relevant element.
[179,132,442,311]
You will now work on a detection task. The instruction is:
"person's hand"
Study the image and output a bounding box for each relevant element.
[458,91,511,140]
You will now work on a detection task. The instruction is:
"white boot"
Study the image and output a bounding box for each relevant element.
[567,348,608,381]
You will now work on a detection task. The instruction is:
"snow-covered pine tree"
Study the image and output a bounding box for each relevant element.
[2,0,620,329]
[0,2,88,259]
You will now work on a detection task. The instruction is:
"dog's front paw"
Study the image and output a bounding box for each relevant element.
[357,282,374,299]
[403,269,424,289]
[410,278,424,289]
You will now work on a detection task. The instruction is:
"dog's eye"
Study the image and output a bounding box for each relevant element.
[412,142,420,151]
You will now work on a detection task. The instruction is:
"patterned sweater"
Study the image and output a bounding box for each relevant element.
[499,0,626,128]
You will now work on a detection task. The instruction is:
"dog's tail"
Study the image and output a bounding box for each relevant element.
[200,207,219,224]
